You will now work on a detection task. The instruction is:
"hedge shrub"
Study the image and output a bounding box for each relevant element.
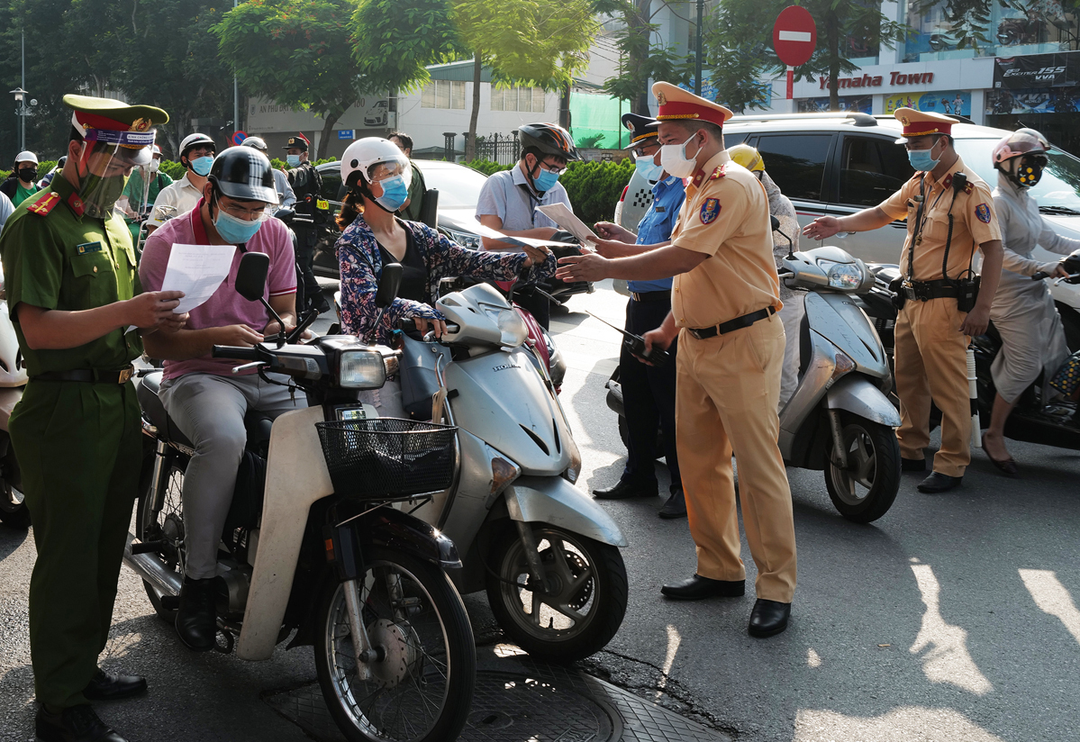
[461,158,635,227]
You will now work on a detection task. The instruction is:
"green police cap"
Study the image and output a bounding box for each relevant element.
[64,94,168,165]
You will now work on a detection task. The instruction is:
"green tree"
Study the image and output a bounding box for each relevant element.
[351,0,463,93]
[215,0,361,160]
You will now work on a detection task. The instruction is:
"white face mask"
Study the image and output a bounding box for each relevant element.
[148,160,160,173]
[660,133,701,179]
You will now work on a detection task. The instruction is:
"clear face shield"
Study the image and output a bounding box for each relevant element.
[75,128,155,219]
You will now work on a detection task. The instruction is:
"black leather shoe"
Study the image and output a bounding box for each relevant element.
[82,669,147,702]
[917,471,963,493]
[658,488,687,519]
[748,598,791,638]
[901,457,926,472]
[36,704,128,742]
[176,577,217,652]
[593,478,658,500]
[661,574,744,600]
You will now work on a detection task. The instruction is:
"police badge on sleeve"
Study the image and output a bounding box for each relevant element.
[975,203,992,223]
[700,198,721,224]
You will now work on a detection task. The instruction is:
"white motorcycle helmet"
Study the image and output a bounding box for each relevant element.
[340,137,411,189]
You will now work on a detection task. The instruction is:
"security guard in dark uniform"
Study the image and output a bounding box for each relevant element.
[0,94,185,742]
[284,135,331,313]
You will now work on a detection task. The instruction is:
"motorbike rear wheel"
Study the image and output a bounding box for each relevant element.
[314,546,475,742]
[486,524,628,664]
[135,449,187,622]
[824,413,900,523]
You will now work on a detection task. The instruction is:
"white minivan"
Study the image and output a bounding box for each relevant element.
[722,112,1080,349]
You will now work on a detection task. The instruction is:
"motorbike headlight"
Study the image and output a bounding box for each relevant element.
[337,350,387,389]
[480,303,528,347]
[445,228,482,250]
[826,262,864,290]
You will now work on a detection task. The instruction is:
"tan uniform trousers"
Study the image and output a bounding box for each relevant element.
[676,313,797,603]
[894,298,971,477]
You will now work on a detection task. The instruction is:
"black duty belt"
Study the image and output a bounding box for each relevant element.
[688,306,776,340]
[33,365,135,384]
[630,290,671,304]
[901,279,959,302]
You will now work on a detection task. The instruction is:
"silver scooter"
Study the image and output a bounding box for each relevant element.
[779,239,902,523]
[395,281,629,663]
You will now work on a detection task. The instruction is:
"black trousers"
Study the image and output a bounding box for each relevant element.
[620,295,680,491]
[293,223,324,310]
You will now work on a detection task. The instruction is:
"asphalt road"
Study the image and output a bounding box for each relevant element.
[2,281,1079,742]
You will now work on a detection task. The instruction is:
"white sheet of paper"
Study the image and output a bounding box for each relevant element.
[469,222,568,251]
[536,203,599,245]
[161,244,236,314]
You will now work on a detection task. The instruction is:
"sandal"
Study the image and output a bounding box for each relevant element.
[982,434,1019,478]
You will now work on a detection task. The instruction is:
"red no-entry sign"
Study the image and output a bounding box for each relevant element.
[773,6,817,68]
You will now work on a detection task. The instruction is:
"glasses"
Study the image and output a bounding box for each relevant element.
[631,143,660,158]
[219,200,273,222]
[538,159,567,175]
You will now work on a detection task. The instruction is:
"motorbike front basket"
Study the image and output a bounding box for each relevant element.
[315,418,457,502]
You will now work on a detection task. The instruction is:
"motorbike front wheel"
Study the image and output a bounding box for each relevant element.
[823,413,900,523]
[314,546,476,742]
[486,524,628,664]
[0,483,29,529]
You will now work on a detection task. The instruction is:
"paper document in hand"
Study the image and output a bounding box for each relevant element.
[162,244,236,314]
[536,203,599,245]
[469,222,568,251]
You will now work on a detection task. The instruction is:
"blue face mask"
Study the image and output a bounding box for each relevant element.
[533,166,560,192]
[635,155,663,183]
[213,208,264,245]
[907,141,941,172]
[286,154,301,168]
[190,156,214,177]
[374,174,409,212]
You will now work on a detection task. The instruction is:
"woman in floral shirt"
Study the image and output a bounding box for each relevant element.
[336,139,556,344]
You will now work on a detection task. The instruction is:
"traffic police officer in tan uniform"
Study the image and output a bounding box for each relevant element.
[558,82,796,638]
[0,94,185,742]
[805,108,1003,493]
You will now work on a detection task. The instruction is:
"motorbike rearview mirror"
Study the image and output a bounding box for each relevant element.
[771,215,795,259]
[377,263,403,309]
[235,251,288,346]
[236,252,269,302]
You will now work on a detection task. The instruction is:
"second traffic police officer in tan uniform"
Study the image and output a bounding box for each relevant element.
[0,94,185,742]
[804,108,1003,494]
[558,81,797,638]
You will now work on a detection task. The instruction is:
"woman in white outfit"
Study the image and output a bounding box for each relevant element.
[729,144,803,409]
[982,128,1078,475]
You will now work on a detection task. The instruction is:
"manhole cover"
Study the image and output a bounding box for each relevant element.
[264,648,730,742]
[465,671,615,741]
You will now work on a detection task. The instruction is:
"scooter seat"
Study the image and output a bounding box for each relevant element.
[137,371,195,449]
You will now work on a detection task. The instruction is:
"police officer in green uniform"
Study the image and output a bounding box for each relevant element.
[0,94,186,742]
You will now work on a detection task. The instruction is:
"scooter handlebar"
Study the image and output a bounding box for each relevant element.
[211,345,260,361]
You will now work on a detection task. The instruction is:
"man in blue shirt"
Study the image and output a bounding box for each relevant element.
[592,113,687,518]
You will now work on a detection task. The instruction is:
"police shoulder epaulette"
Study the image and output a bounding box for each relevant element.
[26,191,60,216]
[710,165,725,180]
[963,181,974,194]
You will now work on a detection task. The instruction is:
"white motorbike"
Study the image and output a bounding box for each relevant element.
[391,281,630,663]
[125,255,476,742]
[0,264,28,529]
[779,242,902,522]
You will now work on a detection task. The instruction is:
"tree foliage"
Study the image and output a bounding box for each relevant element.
[0,0,234,162]
[601,0,695,114]
[922,0,1080,51]
[351,0,464,93]
[215,0,360,160]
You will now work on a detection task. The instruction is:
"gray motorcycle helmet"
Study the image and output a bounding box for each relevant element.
[209,146,278,204]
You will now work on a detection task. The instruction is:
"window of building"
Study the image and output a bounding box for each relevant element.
[421,80,466,110]
[491,85,546,113]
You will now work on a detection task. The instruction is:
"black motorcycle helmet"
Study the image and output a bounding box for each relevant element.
[518,123,580,162]
[208,146,278,204]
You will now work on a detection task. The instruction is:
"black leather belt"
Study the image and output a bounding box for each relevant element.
[630,290,671,303]
[901,279,958,302]
[33,365,135,384]
[688,306,776,340]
